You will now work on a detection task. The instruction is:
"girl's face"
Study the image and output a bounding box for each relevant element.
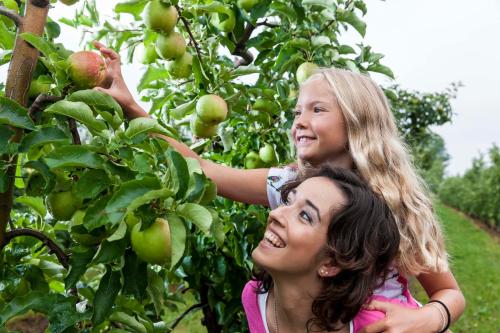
[291,77,351,167]
[252,177,346,277]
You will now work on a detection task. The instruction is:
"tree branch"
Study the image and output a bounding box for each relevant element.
[169,303,205,331]
[67,118,81,145]
[175,5,203,64]
[4,228,70,268]
[29,94,64,119]
[0,5,22,27]
[232,19,279,67]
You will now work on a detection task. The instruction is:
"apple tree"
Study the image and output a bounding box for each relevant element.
[0,0,456,332]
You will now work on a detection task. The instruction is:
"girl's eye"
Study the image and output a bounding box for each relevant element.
[313,107,323,113]
[294,110,302,117]
[300,211,312,224]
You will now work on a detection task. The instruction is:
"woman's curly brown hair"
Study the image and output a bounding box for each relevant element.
[252,167,400,332]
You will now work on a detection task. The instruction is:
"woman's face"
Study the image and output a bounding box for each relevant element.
[252,176,346,277]
[291,77,351,167]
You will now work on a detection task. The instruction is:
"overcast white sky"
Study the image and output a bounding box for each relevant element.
[2,0,498,175]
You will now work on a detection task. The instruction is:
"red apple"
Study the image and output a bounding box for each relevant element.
[67,51,106,89]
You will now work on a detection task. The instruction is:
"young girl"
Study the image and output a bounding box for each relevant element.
[244,166,413,333]
[93,41,465,332]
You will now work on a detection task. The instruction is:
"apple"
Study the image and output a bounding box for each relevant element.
[237,0,259,11]
[210,11,235,32]
[67,51,106,89]
[142,43,158,64]
[296,62,318,84]
[131,218,171,265]
[259,143,278,165]
[144,0,178,34]
[155,31,186,60]
[196,94,228,125]
[190,114,218,138]
[28,77,51,98]
[253,98,278,114]
[46,190,81,221]
[60,0,79,5]
[166,52,193,79]
[244,151,264,169]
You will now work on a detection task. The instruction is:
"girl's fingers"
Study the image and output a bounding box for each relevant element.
[92,40,120,60]
[364,300,393,313]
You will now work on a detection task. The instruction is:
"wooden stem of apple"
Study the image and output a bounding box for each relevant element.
[175,5,203,63]
[0,5,22,26]
[3,228,70,268]
[0,0,49,249]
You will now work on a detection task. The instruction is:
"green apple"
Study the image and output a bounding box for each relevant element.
[155,31,186,60]
[166,52,193,79]
[144,0,178,34]
[142,43,158,64]
[60,0,79,5]
[259,143,278,165]
[244,151,264,169]
[210,11,235,32]
[46,190,81,221]
[237,0,259,11]
[296,62,319,84]
[67,51,106,89]
[28,77,51,98]
[190,114,218,138]
[196,94,228,125]
[253,98,278,114]
[131,218,171,265]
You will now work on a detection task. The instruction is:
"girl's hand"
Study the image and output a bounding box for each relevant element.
[92,41,138,115]
[359,300,447,333]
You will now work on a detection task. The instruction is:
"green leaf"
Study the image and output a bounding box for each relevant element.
[92,239,128,265]
[302,0,336,9]
[19,126,70,152]
[338,10,367,37]
[170,99,197,120]
[125,117,174,138]
[122,249,148,300]
[126,188,173,214]
[105,177,161,226]
[74,169,111,200]
[20,32,58,58]
[0,96,35,130]
[230,66,261,79]
[176,203,213,234]
[146,269,164,317]
[165,149,189,199]
[65,246,95,289]
[107,221,128,242]
[338,44,356,54]
[15,195,46,217]
[367,63,395,79]
[83,193,112,231]
[185,172,206,203]
[114,0,148,20]
[137,65,169,92]
[67,90,124,129]
[167,214,186,269]
[92,268,122,325]
[44,145,104,169]
[270,2,297,21]
[44,100,108,134]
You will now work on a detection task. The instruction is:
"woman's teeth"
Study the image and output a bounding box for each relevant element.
[264,231,285,248]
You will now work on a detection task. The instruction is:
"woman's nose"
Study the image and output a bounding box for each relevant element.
[268,205,288,228]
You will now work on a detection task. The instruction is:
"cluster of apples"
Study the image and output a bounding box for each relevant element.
[190,94,228,138]
[143,0,192,79]
[244,143,278,169]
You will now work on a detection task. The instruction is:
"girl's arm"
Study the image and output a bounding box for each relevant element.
[361,270,465,333]
[93,41,269,206]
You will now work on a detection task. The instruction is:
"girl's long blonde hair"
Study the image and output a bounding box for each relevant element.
[304,68,448,276]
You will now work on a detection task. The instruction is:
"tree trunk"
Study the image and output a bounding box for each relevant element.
[0,0,50,248]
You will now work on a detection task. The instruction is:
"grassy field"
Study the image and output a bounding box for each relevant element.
[411,202,499,332]
[169,202,499,332]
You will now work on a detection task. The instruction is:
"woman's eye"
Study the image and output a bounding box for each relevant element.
[300,211,312,223]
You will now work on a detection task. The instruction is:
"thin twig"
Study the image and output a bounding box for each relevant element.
[319,19,335,34]
[232,19,279,67]
[175,5,203,63]
[8,218,15,230]
[67,118,81,145]
[4,228,70,268]
[0,5,22,27]
[169,303,205,331]
[29,94,64,119]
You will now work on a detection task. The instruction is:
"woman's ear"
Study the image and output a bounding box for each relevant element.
[318,263,341,278]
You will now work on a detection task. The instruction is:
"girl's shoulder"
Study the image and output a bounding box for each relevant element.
[267,165,298,209]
